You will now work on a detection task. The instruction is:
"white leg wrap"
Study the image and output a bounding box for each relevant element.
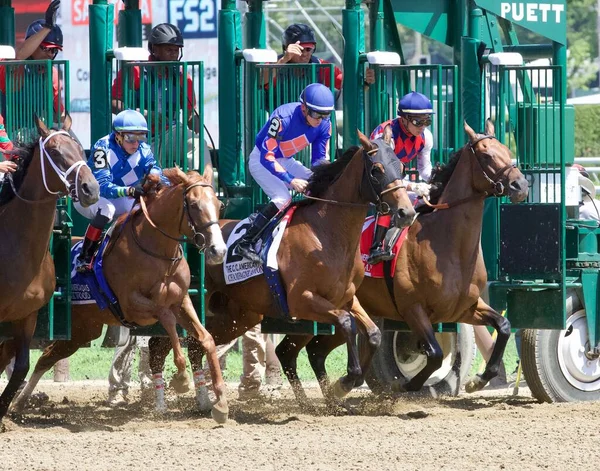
[193,370,212,412]
[153,373,167,413]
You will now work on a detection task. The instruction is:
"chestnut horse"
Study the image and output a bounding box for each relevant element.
[148,132,416,404]
[272,121,530,401]
[0,116,100,423]
[13,168,230,423]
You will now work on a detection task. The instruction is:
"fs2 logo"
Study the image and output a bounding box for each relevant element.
[168,0,217,39]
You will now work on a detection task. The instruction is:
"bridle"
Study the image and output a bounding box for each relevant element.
[7,130,86,204]
[137,181,220,256]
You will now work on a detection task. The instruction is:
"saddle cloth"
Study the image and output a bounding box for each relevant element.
[223,206,297,286]
[360,216,409,278]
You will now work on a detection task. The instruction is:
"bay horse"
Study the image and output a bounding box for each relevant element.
[147,131,416,405]
[272,120,530,401]
[13,168,230,423]
[0,115,100,424]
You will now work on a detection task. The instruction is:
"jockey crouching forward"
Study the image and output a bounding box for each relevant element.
[366,91,434,265]
[74,109,169,272]
[233,83,335,263]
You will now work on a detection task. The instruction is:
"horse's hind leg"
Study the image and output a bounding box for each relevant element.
[0,313,36,422]
[0,340,16,374]
[275,334,313,404]
[465,298,511,393]
[13,318,105,411]
[157,309,190,395]
[305,333,343,400]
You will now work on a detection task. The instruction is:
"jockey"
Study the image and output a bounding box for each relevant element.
[366,91,434,265]
[233,82,335,263]
[74,109,169,272]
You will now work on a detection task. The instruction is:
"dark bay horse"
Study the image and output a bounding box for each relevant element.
[0,116,100,424]
[14,168,230,423]
[148,132,416,405]
[273,120,530,401]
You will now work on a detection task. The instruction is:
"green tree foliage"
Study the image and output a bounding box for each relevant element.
[574,105,600,156]
[567,0,598,94]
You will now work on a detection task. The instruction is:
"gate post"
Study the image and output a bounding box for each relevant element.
[89,0,115,144]
[0,0,14,47]
[118,0,142,47]
[343,0,365,147]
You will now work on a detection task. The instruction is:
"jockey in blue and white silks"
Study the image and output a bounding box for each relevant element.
[233,82,334,263]
[74,109,169,272]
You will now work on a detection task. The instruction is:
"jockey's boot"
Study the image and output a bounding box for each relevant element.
[75,214,110,273]
[367,218,394,265]
[234,202,279,264]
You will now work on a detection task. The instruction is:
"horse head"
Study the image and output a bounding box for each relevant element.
[35,114,99,207]
[464,120,529,203]
[357,130,416,228]
[161,167,226,265]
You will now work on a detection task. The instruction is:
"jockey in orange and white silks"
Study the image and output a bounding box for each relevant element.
[74,110,169,272]
[367,91,435,265]
[233,83,335,263]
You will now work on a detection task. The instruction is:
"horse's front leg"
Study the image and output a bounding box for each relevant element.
[465,298,511,393]
[0,312,36,424]
[157,307,190,396]
[176,294,228,423]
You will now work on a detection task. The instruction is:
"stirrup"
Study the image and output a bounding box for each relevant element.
[75,259,94,273]
[233,240,262,263]
[366,248,394,265]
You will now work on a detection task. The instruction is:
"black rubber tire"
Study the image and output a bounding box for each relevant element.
[363,320,476,397]
[521,294,600,403]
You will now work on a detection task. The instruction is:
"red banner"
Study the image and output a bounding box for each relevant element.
[72,0,153,26]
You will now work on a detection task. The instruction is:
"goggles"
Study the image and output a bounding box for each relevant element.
[306,108,331,120]
[121,133,148,143]
[406,116,432,127]
[301,46,315,54]
[39,44,60,55]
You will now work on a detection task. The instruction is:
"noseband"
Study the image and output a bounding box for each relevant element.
[469,135,516,197]
[7,130,86,204]
[138,181,220,253]
[360,147,406,215]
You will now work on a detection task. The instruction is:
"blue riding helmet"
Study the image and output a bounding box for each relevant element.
[397,91,434,116]
[26,19,63,49]
[299,83,335,112]
[112,110,149,133]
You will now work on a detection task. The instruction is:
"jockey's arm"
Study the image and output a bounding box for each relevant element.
[416,128,434,183]
[259,119,295,184]
[310,120,332,166]
[88,147,130,199]
[16,28,51,60]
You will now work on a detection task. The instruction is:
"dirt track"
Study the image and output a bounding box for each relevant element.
[1,380,599,470]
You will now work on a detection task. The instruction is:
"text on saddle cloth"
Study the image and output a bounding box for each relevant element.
[223,206,297,286]
[360,216,409,278]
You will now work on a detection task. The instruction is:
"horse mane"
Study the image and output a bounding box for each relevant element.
[305,145,359,199]
[0,140,38,206]
[426,147,463,204]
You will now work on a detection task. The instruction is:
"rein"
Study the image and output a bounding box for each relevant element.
[421,135,515,211]
[6,130,86,204]
[137,181,219,254]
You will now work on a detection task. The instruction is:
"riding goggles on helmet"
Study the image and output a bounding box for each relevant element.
[121,133,148,143]
[406,116,432,127]
[307,108,331,120]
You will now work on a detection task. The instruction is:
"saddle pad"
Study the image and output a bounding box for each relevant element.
[360,216,409,278]
[224,206,296,285]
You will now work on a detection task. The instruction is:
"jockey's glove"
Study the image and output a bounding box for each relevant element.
[44,0,60,29]
[411,182,431,197]
[127,186,144,199]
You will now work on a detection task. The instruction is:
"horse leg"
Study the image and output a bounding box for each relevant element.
[148,336,172,413]
[157,309,190,395]
[305,333,344,401]
[175,294,228,423]
[465,298,511,393]
[331,297,382,397]
[275,334,313,404]
[14,317,105,411]
[0,313,36,422]
[0,340,16,374]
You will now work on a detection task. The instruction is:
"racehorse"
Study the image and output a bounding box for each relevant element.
[147,131,416,405]
[13,167,230,423]
[271,120,530,401]
[0,116,100,424]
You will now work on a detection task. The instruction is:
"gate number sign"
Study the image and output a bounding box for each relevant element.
[168,0,217,39]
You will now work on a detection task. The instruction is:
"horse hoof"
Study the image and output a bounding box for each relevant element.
[170,371,191,394]
[464,376,486,394]
[391,379,408,394]
[211,400,229,424]
[332,379,352,399]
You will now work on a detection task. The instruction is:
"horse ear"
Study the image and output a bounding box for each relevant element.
[464,121,478,143]
[484,118,495,137]
[35,114,50,138]
[382,125,393,146]
[62,113,72,132]
[202,161,214,186]
[356,129,375,151]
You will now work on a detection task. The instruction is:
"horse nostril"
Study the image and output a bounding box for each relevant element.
[81,182,90,196]
[510,180,521,192]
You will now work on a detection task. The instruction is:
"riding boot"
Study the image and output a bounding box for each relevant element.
[234,202,280,263]
[76,214,110,273]
[367,215,394,265]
